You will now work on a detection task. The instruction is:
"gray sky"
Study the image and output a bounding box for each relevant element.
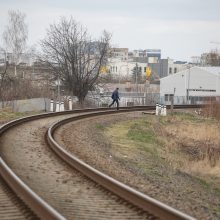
[0,0,220,61]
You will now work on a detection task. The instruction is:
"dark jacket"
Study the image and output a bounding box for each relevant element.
[111,89,119,100]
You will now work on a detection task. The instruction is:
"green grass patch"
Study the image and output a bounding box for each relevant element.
[127,123,156,144]
[95,123,105,130]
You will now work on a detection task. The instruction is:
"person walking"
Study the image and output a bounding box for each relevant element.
[109,88,120,110]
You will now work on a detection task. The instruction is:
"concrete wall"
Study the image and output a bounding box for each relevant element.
[0,98,50,112]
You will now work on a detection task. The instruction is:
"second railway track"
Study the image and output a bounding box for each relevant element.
[0,106,199,219]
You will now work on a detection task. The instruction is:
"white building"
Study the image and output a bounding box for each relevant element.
[110,48,128,61]
[108,60,148,80]
[0,52,35,66]
[160,66,220,104]
[108,48,189,79]
[167,58,188,75]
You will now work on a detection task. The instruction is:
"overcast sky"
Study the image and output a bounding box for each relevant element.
[0,0,220,61]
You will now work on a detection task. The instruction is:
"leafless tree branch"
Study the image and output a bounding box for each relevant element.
[40,17,111,103]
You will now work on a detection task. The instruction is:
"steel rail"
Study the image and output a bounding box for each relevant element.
[0,105,200,219]
[0,107,113,219]
[47,106,199,220]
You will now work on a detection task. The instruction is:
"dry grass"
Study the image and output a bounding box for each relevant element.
[202,101,220,120]
[156,113,220,186]
[165,122,220,166]
[0,107,41,124]
[105,113,220,188]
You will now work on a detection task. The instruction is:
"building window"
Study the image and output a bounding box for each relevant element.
[116,66,117,72]
[144,67,146,73]
[174,67,177,73]
[139,67,142,72]
[165,94,174,101]
[113,66,115,72]
[169,67,172,74]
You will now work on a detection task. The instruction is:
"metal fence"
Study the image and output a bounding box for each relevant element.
[160,96,220,105]
[87,92,160,107]
[88,92,220,107]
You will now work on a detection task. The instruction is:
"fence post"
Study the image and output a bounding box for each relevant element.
[163,105,167,116]
[56,101,60,112]
[161,105,164,116]
[60,101,64,111]
[171,96,174,113]
[156,104,159,116]
[50,99,54,112]
[68,98,72,110]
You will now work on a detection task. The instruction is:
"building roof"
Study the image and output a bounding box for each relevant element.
[160,66,220,82]
[198,67,220,75]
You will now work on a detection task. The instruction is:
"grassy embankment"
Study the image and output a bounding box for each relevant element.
[100,111,220,193]
[0,107,41,125]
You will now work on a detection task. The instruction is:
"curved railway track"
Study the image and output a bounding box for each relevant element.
[0,105,199,219]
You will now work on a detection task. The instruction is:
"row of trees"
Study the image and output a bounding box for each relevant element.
[0,10,44,105]
[2,10,28,76]
[1,10,111,105]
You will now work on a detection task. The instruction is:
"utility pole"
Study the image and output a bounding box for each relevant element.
[187,65,191,104]
[171,87,176,113]
[57,74,61,111]
[135,63,138,92]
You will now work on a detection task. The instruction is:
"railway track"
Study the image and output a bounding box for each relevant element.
[0,105,200,219]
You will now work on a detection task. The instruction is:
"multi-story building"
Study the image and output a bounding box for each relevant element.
[108,47,189,80]
[108,60,147,81]
[146,49,161,63]
[110,48,128,61]
[167,59,188,75]
[0,51,35,66]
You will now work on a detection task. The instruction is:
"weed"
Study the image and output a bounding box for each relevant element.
[170,111,202,122]
[127,123,156,144]
[95,123,105,130]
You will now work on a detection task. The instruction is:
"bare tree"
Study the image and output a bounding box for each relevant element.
[208,50,220,66]
[0,48,10,107]
[41,17,111,104]
[3,10,28,76]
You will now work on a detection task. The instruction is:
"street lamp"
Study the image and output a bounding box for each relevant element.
[135,63,139,92]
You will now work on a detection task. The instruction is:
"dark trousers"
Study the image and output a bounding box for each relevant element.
[109,99,119,110]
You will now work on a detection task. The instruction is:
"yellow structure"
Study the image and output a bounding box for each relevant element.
[146,67,152,78]
[100,66,108,74]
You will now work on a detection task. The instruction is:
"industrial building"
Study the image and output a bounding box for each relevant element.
[160,67,220,104]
